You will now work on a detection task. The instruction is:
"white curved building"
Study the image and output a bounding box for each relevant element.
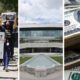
[20,24,63,55]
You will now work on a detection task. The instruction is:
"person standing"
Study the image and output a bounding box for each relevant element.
[3,21,11,71]
[3,38,10,72]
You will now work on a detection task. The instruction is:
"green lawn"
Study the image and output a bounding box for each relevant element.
[20,57,31,64]
[51,56,63,64]
[20,56,63,64]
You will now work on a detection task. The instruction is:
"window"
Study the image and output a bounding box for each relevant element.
[20,48,62,53]
[20,30,62,41]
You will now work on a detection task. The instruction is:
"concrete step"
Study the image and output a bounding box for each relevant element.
[0,66,18,71]
[0,77,17,80]
[0,66,18,80]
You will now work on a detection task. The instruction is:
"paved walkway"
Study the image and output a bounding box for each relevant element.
[0,48,18,80]
[20,70,63,80]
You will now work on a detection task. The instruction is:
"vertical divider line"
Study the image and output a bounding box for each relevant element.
[63,0,65,80]
[18,0,20,80]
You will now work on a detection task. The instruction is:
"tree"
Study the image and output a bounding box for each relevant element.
[0,0,18,13]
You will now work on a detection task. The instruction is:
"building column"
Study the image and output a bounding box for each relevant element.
[32,48,34,53]
[50,48,51,53]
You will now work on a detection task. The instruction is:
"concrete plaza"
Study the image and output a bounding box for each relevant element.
[20,69,63,80]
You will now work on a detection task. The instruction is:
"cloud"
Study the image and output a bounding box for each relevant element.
[19,0,63,24]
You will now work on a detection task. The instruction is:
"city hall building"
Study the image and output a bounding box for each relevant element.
[20,24,63,54]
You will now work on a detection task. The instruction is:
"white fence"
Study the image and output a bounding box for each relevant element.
[0,32,5,59]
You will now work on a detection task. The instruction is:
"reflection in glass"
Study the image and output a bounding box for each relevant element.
[20,30,62,38]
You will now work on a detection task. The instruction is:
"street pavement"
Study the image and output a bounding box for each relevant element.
[0,48,18,80]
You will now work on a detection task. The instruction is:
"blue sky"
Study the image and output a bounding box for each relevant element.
[19,0,63,24]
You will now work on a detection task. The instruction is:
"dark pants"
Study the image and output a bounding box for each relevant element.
[10,40,14,58]
[3,44,10,68]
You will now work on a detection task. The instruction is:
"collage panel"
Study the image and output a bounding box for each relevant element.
[64,0,80,80]
[19,0,63,80]
[19,25,63,80]
[0,0,18,80]
[1,0,80,80]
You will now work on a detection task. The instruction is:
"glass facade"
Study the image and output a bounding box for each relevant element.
[20,47,62,53]
[20,30,62,39]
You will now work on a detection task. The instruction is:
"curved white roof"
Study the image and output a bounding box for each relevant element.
[19,23,62,28]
